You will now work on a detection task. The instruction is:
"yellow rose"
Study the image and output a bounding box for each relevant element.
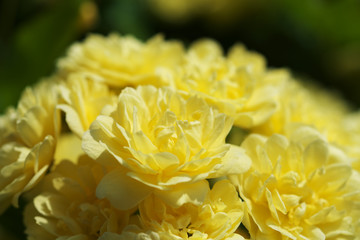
[0,107,18,147]
[58,33,288,129]
[229,126,359,239]
[58,73,117,138]
[83,85,251,210]
[170,40,289,128]
[16,80,60,147]
[0,80,60,213]
[253,78,360,170]
[253,79,356,152]
[138,179,245,240]
[57,34,185,88]
[24,156,132,240]
[99,180,246,240]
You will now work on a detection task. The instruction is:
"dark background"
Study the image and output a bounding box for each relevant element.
[0,0,360,238]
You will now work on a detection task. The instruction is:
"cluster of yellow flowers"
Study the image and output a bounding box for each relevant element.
[1,34,360,239]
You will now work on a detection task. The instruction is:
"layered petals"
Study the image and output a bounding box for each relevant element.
[138,179,245,239]
[253,79,360,163]
[58,73,117,138]
[83,86,251,209]
[0,80,60,213]
[229,126,360,239]
[24,157,132,240]
[170,40,289,128]
[102,180,245,240]
[58,34,185,88]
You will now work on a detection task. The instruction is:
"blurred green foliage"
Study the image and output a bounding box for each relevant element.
[0,0,89,112]
[0,0,359,237]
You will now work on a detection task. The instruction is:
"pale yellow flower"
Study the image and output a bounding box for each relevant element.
[16,80,60,147]
[83,85,251,210]
[0,138,55,214]
[58,73,117,138]
[253,79,355,152]
[24,156,131,240]
[58,34,287,128]
[0,107,18,147]
[99,180,246,240]
[229,126,360,239]
[0,80,60,213]
[57,34,185,88]
[170,40,289,128]
[255,79,360,173]
[138,179,245,240]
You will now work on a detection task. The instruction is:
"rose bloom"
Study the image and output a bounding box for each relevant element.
[138,179,245,240]
[57,34,185,88]
[24,156,132,240]
[229,126,360,239]
[83,85,251,210]
[253,79,360,160]
[0,80,60,213]
[169,39,289,128]
[58,73,117,138]
[99,180,246,240]
[58,33,288,129]
[0,107,17,146]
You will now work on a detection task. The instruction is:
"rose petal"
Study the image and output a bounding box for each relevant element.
[96,168,152,210]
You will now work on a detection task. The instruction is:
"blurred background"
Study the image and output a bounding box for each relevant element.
[0,0,360,238]
[1,0,360,113]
